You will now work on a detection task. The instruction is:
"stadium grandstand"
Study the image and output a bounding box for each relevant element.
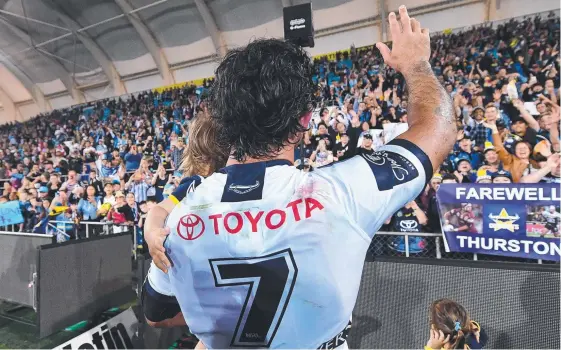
[0,0,559,349]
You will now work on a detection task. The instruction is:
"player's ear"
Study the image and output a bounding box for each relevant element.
[299,111,312,128]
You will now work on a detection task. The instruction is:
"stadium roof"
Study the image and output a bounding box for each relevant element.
[0,0,557,117]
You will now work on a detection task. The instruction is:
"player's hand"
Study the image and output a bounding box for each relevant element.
[426,329,450,349]
[376,6,430,76]
[147,227,172,273]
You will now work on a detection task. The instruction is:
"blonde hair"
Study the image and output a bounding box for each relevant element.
[180,111,228,177]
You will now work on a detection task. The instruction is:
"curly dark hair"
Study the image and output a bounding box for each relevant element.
[208,39,316,162]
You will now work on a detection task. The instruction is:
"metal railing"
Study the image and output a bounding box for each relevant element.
[372,231,550,264]
[48,220,139,259]
[4,224,553,264]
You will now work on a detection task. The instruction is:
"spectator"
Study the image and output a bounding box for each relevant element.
[151,164,168,202]
[492,170,513,184]
[486,121,539,182]
[107,191,134,233]
[171,138,185,169]
[102,182,116,206]
[310,139,333,167]
[125,172,150,203]
[0,12,558,241]
[124,145,142,172]
[60,170,80,193]
[77,185,101,221]
[426,299,487,350]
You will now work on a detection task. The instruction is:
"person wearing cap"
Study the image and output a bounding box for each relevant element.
[449,136,482,171]
[333,133,354,162]
[356,132,375,156]
[492,170,513,184]
[454,158,476,183]
[112,178,122,192]
[477,141,502,174]
[475,169,492,184]
[38,185,50,199]
[465,106,488,149]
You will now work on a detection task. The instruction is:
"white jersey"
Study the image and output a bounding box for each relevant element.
[543,210,561,225]
[148,139,431,349]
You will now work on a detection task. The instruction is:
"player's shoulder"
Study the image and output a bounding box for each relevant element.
[178,175,203,187]
[313,139,431,191]
[170,175,206,204]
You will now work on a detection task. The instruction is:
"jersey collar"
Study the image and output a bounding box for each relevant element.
[218,159,293,174]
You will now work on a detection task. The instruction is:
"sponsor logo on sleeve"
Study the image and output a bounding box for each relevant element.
[361,151,419,191]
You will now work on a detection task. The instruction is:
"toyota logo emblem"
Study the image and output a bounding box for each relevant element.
[177,214,205,241]
[399,220,418,230]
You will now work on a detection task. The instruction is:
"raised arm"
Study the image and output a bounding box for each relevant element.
[376,6,455,173]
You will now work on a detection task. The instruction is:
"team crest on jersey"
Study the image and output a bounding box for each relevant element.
[229,181,260,194]
[361,151,418,191]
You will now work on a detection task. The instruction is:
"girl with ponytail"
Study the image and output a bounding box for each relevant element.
[425,299,488,349]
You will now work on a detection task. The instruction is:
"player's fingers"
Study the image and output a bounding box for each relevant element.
[154,256,168,273]
[410,18,420,33]
[421,27,430,37]
[157,252,171,268]
[438,330,446,340]
[399,6,411,34]
[376,42,392,65]
[443,334,450,344]
[388,12,401,38]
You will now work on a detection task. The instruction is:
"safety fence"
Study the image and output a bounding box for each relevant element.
[371,231,554,264]
[3,223,555,265]
[47,220,139,260]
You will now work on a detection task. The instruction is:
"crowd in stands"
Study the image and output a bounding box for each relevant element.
[0,13,559,253]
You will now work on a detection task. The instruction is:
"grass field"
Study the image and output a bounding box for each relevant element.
[0,300,137,349]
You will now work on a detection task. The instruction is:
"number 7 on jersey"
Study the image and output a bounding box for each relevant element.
[209,249,298,348]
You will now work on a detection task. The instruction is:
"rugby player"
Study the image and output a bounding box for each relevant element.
[144,110,228,278]
[144,6,455,348]
[541,205,561,237]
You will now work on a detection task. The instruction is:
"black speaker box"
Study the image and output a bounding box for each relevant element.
[283,3,315,48]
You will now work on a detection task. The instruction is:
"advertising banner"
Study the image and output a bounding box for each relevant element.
[436,184,560,261]
[53,308,138,349]
[0,200,24,226]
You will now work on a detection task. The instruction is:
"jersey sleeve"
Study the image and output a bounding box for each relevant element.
[169,175,203,204]
[143,262,181,322]
[147,261,174,296]
[316,138,432,239]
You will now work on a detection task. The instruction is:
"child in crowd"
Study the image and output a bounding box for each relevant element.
[426,299,488,350]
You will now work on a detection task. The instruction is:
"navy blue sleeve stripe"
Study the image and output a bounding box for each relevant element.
[388,138,433,185]
[142,278,181,322]
[171,175,202,202]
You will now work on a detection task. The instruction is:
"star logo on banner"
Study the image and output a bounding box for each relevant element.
[488,208,520,232]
